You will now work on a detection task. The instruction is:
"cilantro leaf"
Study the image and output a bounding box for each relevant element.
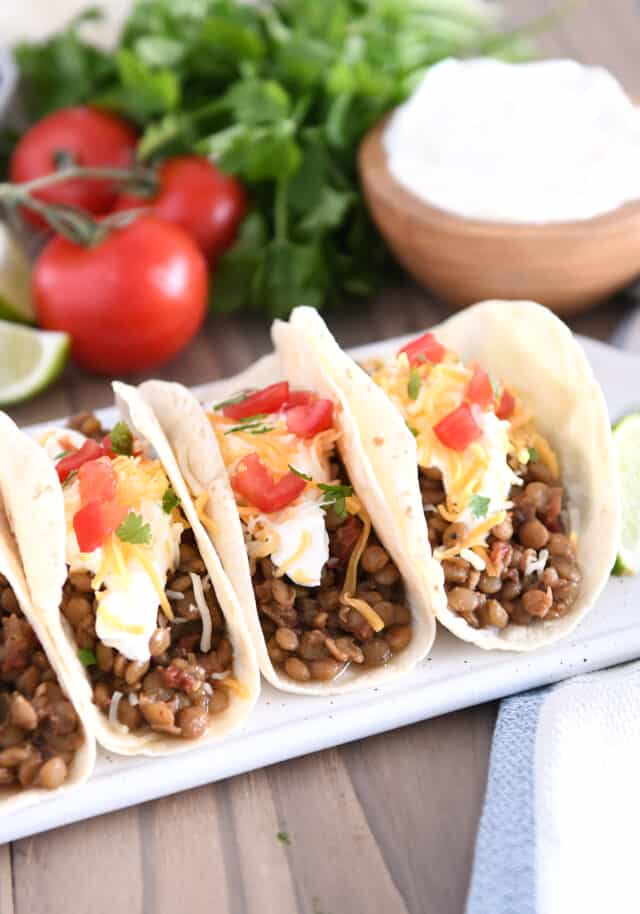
[528,447,539,464]
[288,465,312,481]
[407,367,421,401]
[54,450,72,460]
[406,424,419,438]
[109,421,133,456]
[213,392,247,411]
[318,482,353,519]
[224,414,274,435]
[62,470,78,489]
[11,0,530,318]
[162,486,180,514]
[469,495,491,519]
[78,648,97,668]
[116,512,152,546]
[276,831,291,845]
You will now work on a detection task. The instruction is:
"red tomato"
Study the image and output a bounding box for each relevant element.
[231,454,306,513]
[496,389,516,420]
[113,156,247,262]
[73,500,127,553]
[433,403,482,451]
[466,366,494,411]
[78,458,116,506]
[286,399,334,438]
[34,215,208,375]
[101,434,116,459]
[223,382,290,420]
[56,439,104,482]
[284,390,314,409]
[398,332,445,367]
[10,107,137,229]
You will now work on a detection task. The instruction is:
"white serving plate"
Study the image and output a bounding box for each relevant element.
[2,333,638,843]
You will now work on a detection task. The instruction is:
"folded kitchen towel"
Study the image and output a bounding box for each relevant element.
[465,661,640,914]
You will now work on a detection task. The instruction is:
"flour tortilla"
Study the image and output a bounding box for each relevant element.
[0,393,259,756]
[139,340,438,695]
[0,413,95,807]
[284,300,620,651]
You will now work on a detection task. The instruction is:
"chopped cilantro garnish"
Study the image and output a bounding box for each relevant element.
[78,648,96,667]
[406,422,419,438]
[162,486,180,514]
[116,512,152,545]
[213,392,247,411]
[527,447,538,464]
[469,494,491,519]
[318,482,353,519]
[407,367,421,401]
[109,421,133,456]
[62,469,78,488]
[276,831,291,845]
[54,449,72,460]
[224,414,274,435]
[288,465,312,481]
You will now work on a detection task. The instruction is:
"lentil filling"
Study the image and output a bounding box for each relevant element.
[253,474,413,685]
[421,459,581,629]
[60,412,238,741]
[0,575,83,790]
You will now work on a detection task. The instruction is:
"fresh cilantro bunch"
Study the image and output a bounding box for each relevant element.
[14,0,531,318]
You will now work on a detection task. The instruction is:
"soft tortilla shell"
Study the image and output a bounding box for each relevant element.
[140,340,437,695]
[287,300,620,651]
[0,394,259,757]
[0,413,95,808]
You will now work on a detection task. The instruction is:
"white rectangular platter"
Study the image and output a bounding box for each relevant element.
[2,333,638,844]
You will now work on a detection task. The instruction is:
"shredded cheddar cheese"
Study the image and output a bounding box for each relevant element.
[273,531,312,578]
[96,603,146,635]
[195,491,218,536]
[126,545,174,621]
[340,593,385,633]
[342,509,372,597]
[217,677,249,698]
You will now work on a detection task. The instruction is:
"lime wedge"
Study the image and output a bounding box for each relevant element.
[612,412,640,575]
[0,321,69,406]
[0,224,35,325]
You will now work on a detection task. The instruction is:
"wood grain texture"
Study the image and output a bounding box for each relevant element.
[2,4,638,914]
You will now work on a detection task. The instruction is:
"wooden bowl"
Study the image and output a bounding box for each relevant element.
[359,117,640,316]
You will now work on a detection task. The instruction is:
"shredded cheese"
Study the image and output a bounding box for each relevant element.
[190,572,212,653]
[110,534,130,587]
[97,603,146,635]
[108,691,129,733]
[217,677,249,698]
[437,511,506,560]
[273,531,312,578]
[195,491,218,536]
[127,545,174,621]
[342,510,371,597]
[340,593,385,633]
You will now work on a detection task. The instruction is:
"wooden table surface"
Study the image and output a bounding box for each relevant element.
[2,2,638,912]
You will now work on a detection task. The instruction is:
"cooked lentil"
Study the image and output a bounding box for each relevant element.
[420,462,581,628]
[0,574,83,790]
[254,468,413,684]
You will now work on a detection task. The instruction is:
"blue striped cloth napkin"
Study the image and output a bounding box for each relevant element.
[465,304,640,914]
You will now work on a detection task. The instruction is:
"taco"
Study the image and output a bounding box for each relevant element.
[1,386,259,755]
[0,414,95,806]
[281,300,619,650]
[139,326,438,694]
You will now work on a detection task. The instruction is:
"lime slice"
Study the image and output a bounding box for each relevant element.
[0,223,35,325]
[612,412,640,575]
[0,321,69,407]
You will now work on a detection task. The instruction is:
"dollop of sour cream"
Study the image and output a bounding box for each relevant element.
[258,438,330,587]
[44,429,182,662]
[384,58,640,223]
